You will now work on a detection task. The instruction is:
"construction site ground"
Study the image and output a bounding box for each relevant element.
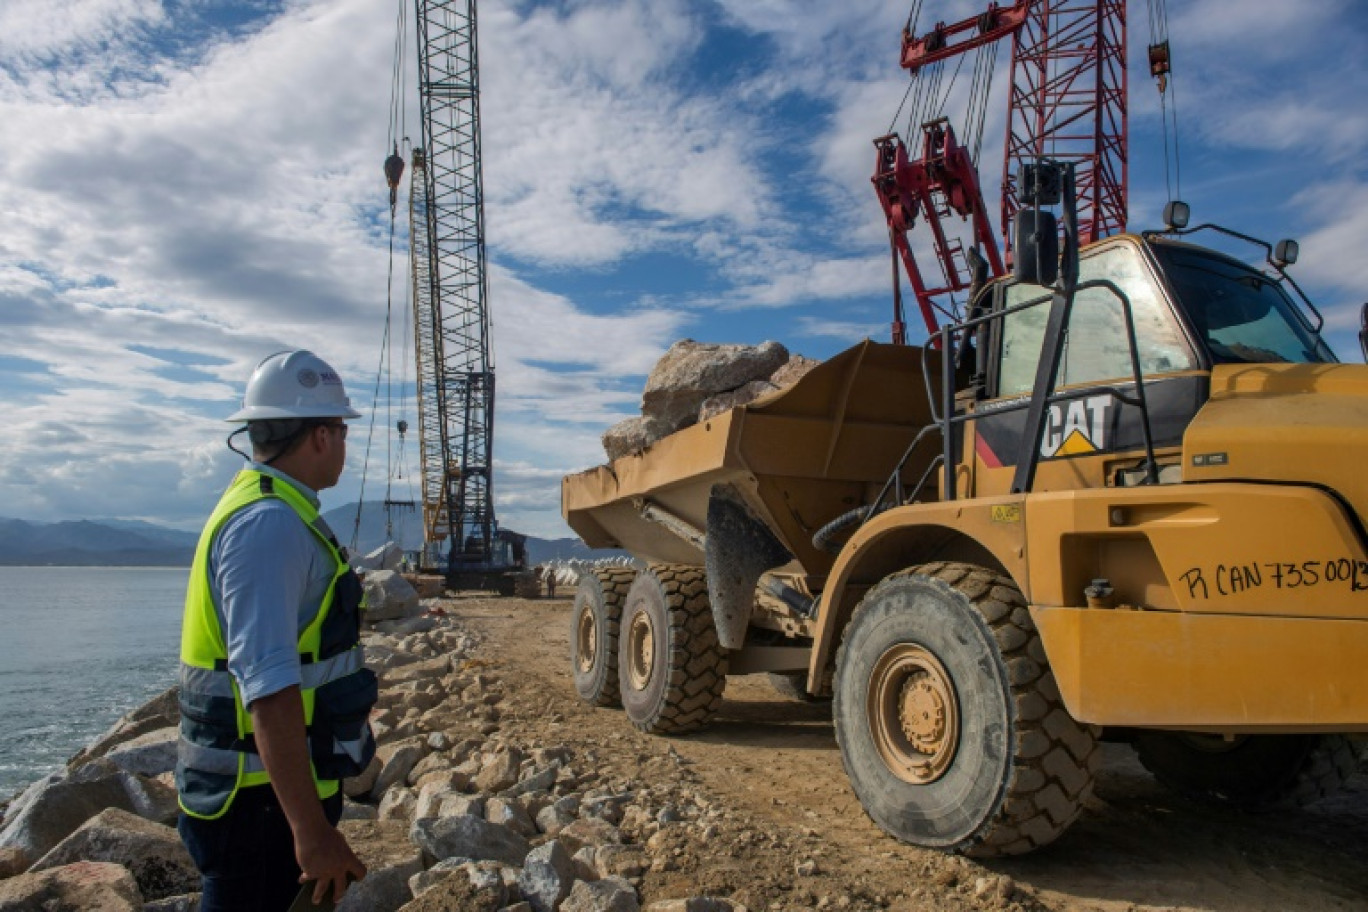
[446,592,1368,912]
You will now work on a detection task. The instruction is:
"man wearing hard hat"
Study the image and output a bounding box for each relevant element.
[175,351,375,910]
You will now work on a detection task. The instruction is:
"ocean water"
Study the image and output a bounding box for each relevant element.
[0,566,186,797]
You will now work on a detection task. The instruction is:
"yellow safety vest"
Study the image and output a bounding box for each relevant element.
[176,469,375,820]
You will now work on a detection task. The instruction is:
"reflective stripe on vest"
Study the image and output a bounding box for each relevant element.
[178,649,363,699]
[178,738,267,776]
[177,468,366,820]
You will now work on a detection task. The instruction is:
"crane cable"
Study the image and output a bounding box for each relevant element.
[894,0,1001,324]
[886,0,925,136]
[350,0,411,555]
[1147,0,1182,202]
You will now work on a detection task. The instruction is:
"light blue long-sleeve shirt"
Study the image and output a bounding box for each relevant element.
[207,462,337,706]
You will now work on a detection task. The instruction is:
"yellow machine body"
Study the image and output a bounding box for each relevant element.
[563,239,1368,737]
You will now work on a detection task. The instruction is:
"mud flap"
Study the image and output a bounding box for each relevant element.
[705,484,792,650]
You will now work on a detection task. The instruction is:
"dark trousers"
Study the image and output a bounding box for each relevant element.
[178,784,343,912]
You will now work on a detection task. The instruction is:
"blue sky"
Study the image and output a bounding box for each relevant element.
[1,0,1365,540]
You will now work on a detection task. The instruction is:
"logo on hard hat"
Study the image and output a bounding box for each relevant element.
[297,369,320,388]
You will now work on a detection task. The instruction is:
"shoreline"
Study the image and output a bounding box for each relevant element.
[0,593,753,912]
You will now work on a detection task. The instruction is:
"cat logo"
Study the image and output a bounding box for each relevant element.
[1041,395,1111,458]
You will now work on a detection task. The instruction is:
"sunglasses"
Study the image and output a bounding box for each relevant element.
[317,422,348,439]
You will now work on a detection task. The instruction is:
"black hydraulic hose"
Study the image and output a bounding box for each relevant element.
[812,505,875,555]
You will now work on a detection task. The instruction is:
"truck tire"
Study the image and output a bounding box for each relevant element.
[1134,731,1364,811]
[834,562,1099,856]
[570,568,636,707]
[618,564,727,735]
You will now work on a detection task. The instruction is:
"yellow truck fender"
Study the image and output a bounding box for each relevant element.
[807,497,1030,692]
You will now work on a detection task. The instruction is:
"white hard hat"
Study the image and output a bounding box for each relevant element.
[226,350,362,422]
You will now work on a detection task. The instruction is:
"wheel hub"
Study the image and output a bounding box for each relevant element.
[899,675,947,753]
[575,604,597,674]
[868,644,960,784]
[627,610,655,691]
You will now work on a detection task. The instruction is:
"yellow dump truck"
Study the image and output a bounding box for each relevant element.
[562,177,1367,855]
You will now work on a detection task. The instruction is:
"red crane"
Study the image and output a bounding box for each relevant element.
[873,0,1131,342]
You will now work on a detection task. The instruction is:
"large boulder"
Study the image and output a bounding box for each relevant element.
[0,860,143,911]
[30,808,197,901]
[517,840,575,912]
[484,797,536,838]
[473,748,523,794]
[364,570,421,623]
[343,755,383,799]
[697,379,779,423]
[564,877,640,912]
[68,688,179,770]
[353,542,404,573]
[696,353,821,423]
[600,416,673,462]
[100,728,178,779]
[398,863,506,912]
[556,818,622,855]
[768,354,821,389]
[336,858,421,912]
[371,740,427,801]
[409,815,530,867]
[0,763,177,869]
[640,340,788,433]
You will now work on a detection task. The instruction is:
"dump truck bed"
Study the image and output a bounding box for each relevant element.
[562,341,944,577]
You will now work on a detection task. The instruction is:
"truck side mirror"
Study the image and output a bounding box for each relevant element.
[1014,209,1059,286]
[1360,302,1368,363]
[1273,239,1299,267]
[1163,200,1190,230]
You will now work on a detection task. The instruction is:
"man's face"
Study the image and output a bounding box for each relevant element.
[316,421,348,490]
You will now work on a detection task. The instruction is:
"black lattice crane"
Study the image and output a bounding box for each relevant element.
[406,0,523,590]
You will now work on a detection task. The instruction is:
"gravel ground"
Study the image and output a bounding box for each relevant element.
[431,592,1368,912]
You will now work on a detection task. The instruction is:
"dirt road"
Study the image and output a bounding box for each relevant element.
[456,593,1368,912]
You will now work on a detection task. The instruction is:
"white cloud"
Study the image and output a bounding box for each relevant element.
[0,0,1364,545]
[479,0,767,266]
[1292,180,1368,314]
[795,315,885,341]
[0,0,166,61]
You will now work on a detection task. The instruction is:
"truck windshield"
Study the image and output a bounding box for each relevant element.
[1151,245,1335,364]
[999,242,1196,397]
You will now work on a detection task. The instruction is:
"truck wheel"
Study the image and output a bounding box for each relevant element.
[570,568,636,707]
[618,564,727,735]
[834,562,1099,856]
[1134,731,1364,811]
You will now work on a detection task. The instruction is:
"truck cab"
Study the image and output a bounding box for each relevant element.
[967,233,1336,499]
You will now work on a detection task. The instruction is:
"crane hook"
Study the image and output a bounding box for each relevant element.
[384,143,405,212]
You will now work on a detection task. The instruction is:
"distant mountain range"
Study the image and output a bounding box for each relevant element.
[0,518,198,567]
[0,504,616,567]
[320,501,621,565]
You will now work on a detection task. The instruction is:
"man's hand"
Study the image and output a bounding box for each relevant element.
[249,686,368,903]
[296,819,367,903]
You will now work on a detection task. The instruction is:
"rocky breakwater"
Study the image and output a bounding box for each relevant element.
[0,575,751,912]
[601,339,820,462]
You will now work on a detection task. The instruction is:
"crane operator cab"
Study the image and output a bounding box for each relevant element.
[965,207,1336,500]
